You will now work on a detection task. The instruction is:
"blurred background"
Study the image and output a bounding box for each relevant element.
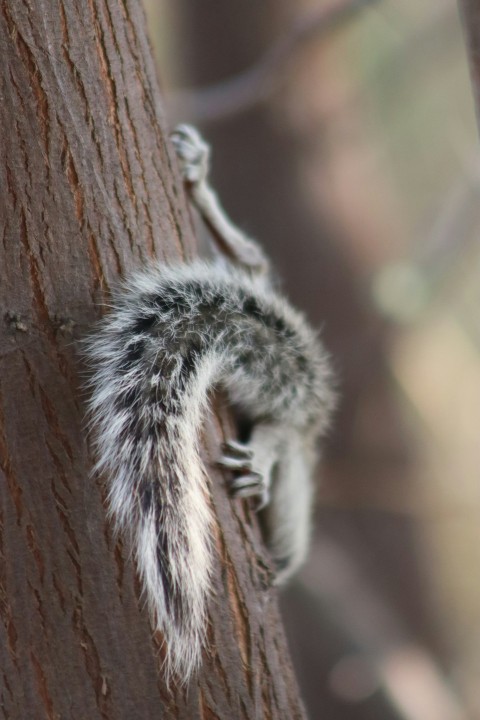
[144,1,480,717]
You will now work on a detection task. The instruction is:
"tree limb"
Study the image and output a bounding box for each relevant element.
[171,0,381,123]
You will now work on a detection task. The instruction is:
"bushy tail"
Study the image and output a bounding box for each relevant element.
[85,328,221,683]
[128,420,213,682]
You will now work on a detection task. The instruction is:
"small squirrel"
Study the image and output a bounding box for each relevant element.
[85,125,335,683]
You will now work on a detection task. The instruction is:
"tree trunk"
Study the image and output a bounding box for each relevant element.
[0,2,305,718]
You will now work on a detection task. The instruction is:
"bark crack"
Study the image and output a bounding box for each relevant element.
[26,524,45,584]
[73,606,110,718]
[0,386,23,524]
[31,651,55,720]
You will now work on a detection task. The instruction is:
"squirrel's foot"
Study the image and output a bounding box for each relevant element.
[218,440,270,510]
[170,124,210,185]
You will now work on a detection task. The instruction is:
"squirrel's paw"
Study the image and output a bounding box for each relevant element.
[218,440,270,510]
[170,124,210,184]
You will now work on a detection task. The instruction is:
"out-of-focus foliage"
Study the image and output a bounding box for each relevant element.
[144,1,480,717]
[333,0,480,692]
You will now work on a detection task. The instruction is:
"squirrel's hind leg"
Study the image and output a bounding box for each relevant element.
[219,423,314,580]
[171,124,269,274]
[219,422,291,514]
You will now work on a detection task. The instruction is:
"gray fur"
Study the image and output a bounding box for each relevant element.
[84,125,335,683]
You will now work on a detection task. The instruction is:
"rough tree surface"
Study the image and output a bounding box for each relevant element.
[0,1,306,718]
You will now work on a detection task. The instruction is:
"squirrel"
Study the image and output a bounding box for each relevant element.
[84,125,335,684]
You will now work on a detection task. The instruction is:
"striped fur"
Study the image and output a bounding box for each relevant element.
[84,259,334,682]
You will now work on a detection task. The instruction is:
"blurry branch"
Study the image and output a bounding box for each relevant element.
[169,0,380,123]
[458,0,480,137]
[301,536,468,720]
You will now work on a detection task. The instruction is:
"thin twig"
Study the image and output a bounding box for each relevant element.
[170,0,381,123]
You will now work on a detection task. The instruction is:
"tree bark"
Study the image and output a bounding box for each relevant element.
[0,2,305,718]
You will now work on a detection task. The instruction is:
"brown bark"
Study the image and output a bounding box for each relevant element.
[0,1,305,718]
